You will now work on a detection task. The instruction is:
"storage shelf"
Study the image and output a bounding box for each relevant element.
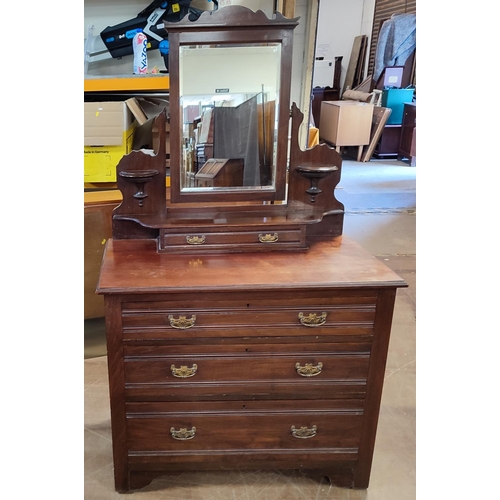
[84,189,122,206]
[84,74,170,92]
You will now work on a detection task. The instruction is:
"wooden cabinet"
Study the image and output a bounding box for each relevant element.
[398,103,416,166]
[374,124,402,158]
[97,237,406,492]
[194,158,244,187]
[319,101,373,148]
[95,7,406,494]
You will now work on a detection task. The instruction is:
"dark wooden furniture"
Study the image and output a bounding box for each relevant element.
[398,102,416,166]
[97,6,407,494]
[112,7,345,253]
[373,124,402,158]
[97,236,407,492]
[195,158,244,188]
[311,56,343,127]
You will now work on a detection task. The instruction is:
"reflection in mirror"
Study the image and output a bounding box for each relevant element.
[179,43,281,192]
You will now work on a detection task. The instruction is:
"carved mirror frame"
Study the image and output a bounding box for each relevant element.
[164,6,299,204]
[111,6,344,252]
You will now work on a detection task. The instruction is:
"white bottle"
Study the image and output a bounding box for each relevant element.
[133,32,148,74]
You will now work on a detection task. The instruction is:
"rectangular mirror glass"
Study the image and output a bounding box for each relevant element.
[179,43,281,193]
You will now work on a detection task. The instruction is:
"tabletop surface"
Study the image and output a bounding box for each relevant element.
[97,236,407,294]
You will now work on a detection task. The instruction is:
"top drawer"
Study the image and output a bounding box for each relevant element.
[120,290,378,340]
[158,226,307,253]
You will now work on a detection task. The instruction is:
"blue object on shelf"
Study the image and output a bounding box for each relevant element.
[381,89,414,125]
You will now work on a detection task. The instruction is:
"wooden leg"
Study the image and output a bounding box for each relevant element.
[357,145,363,162]
[304,467,356,488]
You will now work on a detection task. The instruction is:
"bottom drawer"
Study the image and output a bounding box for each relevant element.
[126,403,363,453]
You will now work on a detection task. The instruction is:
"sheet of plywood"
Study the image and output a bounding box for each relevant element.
[361,106,392,162]
[354,36,367,88]
[342,35,367,96]
[353,76,373,93]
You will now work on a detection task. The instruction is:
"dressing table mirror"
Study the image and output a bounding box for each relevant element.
[111,5,345,252]
[177,43,281,195]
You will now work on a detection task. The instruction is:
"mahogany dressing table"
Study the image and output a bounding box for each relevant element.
[96,6,407,492]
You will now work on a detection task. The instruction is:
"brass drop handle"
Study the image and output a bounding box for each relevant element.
[171,364,198,378]
[168,314,197,329]
[291,425,317,439]
[170,427,196,440]
[186,235,206,245]
[295,362,323,377]
[298,312,327,327]
[258,233,279,243]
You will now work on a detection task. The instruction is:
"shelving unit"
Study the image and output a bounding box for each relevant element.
[84,74,170,93]
[84,74,170,189]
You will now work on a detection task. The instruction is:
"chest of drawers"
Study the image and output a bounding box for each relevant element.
[97,236,406,492]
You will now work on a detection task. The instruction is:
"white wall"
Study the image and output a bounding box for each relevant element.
[180,45,280,97]
[290,0,309,109]
[314,0,375,90]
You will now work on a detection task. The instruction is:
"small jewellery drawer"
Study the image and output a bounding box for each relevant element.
[124,352,370,384]
[158,226,306,252]
[126,406,363,452]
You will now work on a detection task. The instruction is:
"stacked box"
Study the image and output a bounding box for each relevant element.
[84,102,135,183]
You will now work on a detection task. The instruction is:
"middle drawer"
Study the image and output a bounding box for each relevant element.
[124,352,370,384]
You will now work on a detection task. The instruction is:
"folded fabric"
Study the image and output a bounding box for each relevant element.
[374,13,416,82]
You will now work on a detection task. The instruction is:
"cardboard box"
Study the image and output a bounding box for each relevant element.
[126,97,170,153]
[84,102,135,183]
[124,97,149,125]
[319,101,373,147]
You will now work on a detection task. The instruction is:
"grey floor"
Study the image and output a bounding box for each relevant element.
[84,157,416,499]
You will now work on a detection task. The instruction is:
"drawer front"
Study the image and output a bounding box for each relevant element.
[159,227,305,248]
[121,292,378,340]
[124,352,370,384]
[126,410,363,452]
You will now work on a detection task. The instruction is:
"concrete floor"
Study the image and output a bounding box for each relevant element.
[84,158,416,499]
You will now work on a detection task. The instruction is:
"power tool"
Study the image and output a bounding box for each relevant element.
[98,1,218,70]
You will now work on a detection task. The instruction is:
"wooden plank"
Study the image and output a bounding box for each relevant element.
[276,0,296,18]
[354,36,367,88]
[343,35,367,96]
[361,107,392,162]
[353,76,373,93]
